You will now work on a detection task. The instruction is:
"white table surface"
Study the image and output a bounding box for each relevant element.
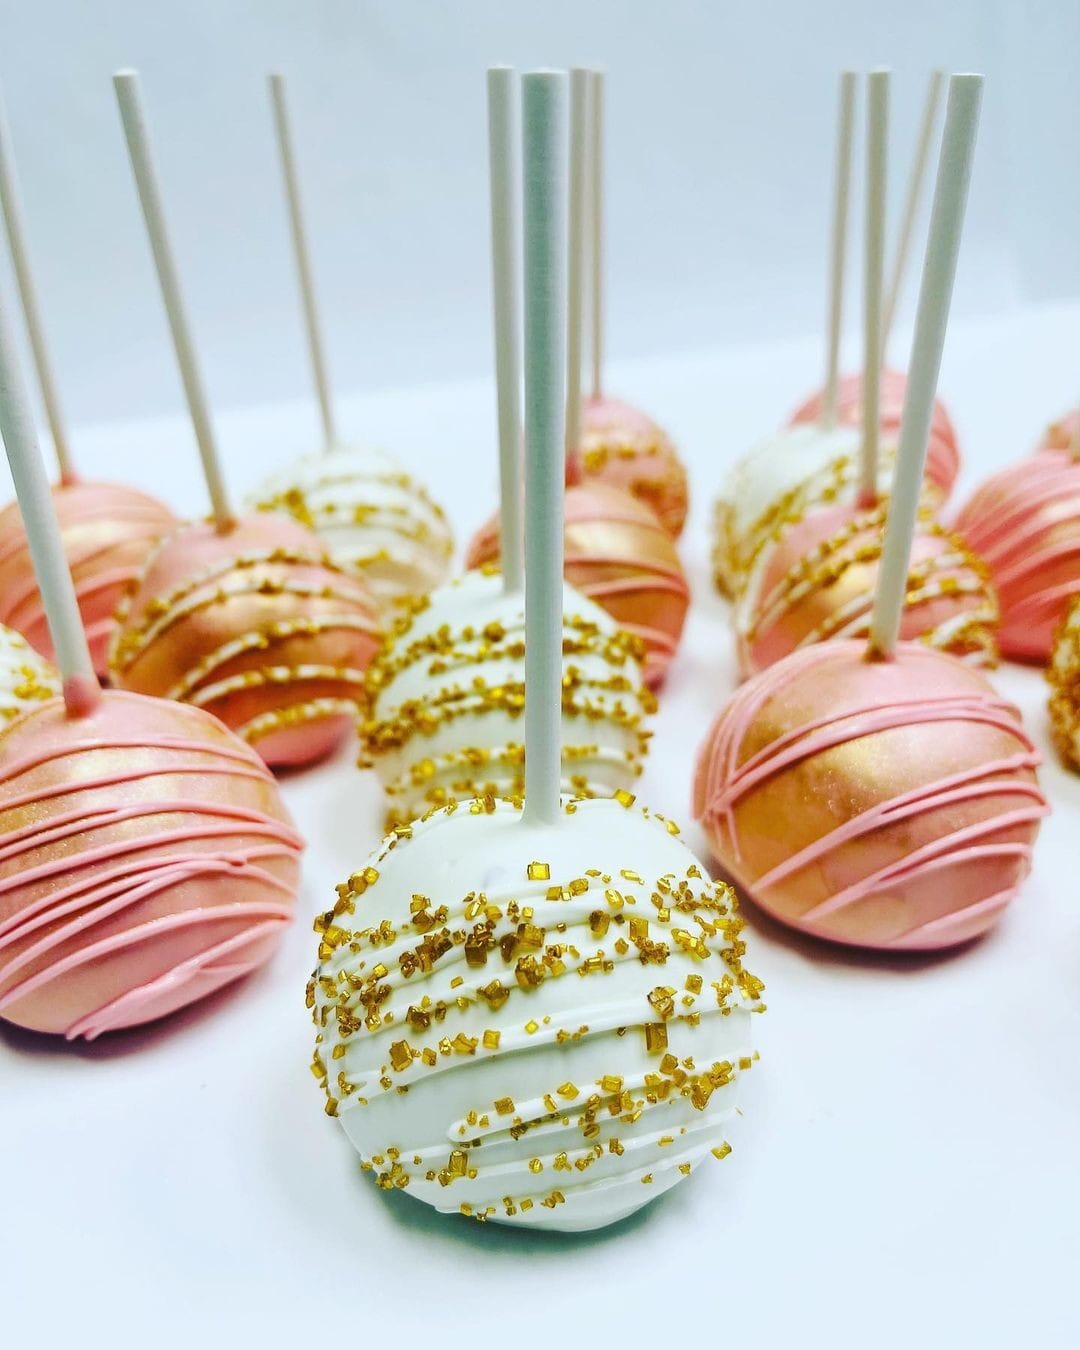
[3,301,1080,1349]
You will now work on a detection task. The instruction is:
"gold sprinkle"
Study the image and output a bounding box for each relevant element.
[494,1096,515,1116]
[483,1029,501,1050]
[527,862,551,881]
[644,1023,668,1054]
[614,789,636,807]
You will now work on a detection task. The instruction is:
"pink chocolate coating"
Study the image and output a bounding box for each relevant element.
[109,515,381,769]
[953,446,1080,662]
[466,482,690,687]
[693,640,1047,951]
[0,689,302,1039]
[738,501,998,676]
[790,367,960,500]
[0,479,176,675]
[570,396,688,538]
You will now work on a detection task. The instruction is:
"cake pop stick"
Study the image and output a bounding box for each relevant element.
[113,70,231,528]
[0,92,73,484]
[869,73,983,658]
[521,70,568,826]
[858,70,888,507]
[882,70,944,350]
[269,72,337,452]
[0,289,96,710]
[564,68,588,463]
[487,66,524,593]
[821,70,857,430]
[587,68,604,402]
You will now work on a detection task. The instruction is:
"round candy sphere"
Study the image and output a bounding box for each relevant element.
[1048,595,1080,773]
[0,623,60,727]
[247,445,453,617]
[0,479,176,675]
[735,500,998,677]
[108,514,381,769]
[0,689,302,1039]
[467,483,689,687]
[361,569,655,826]
[571,396,688,537]
[308,794,763,1232]
[953,446,1080,662]
[694,640,1047,951]
[789,367,961,500]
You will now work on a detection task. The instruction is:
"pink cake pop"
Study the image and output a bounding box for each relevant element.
[108,72,380,768]
[697,75,1046,953]
[0,92,175,671]
[0,274,302,1041]
[953,433,1080,663]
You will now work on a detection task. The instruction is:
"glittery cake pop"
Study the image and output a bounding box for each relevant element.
[1048,595,1080,772]
[0,271,302,1041]
[110,72,381,768]
[0,621,59,724]
[575,395,688,537]
[953,434,1080,662]
[735,73,997,676]
[245,75,452,616]
[0,93,175,672]
[698,76,1046,952]
[311,72,761,1232]
[362,72,653,825]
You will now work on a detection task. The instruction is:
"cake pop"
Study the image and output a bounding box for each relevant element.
[0,278,302,1041]
[108,72,381,769]
[0,621,59,724]
[245,75,452,615]
[565,69,688,537]
[311,73,761,1232]
[1048,596,1080,772]
[952,434,1080,663]
[697,76,1046,952]
[735,73,997,676]
[362,71,654,825]
[0,90,176,671]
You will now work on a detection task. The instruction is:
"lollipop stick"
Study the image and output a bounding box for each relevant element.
[587,68,604,402]
[868,74,982,659]
[269,73,337,453]
[821,71,857,430]
[564,68,588,462]
[113,70,232,529]
[859,70,889,507]
[0,290,98,713]
[521,70,568,827]
[882,70,944,352]
[0,91,75,484]
[487,67,524,593]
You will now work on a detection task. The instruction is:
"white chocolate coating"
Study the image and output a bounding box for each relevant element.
[362,571,655,825]
[309,796,763,1232]
[0,624,60,725]
[247,445,453,615]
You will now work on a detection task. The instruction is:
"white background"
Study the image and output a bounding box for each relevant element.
[2,3,1080,1348]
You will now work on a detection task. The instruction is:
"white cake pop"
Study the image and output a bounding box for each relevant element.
[311,71,761,1233]
[245,75,452,614]
[0,621,59,724]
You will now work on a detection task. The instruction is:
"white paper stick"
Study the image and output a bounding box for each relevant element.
[564,68,588,463]
[587,68,605,402]
[113,70,232,527]
[882,70,944,351]
[869,74,983,659]
[0,91,75,483]
[269,72,337,452]
[821,71,857,429]
[521,70,568,827]
[487,67,524,593]
[0,287,97,706]
[859,70,889,506]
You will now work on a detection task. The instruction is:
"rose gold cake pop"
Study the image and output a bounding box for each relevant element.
[110,514,380,768]
[573,395,688,537]
[0,97,175,673]
[0,264,303,1042]
[467,481,689,686]
[953,437,1080,662]
[699,76,1045,952]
